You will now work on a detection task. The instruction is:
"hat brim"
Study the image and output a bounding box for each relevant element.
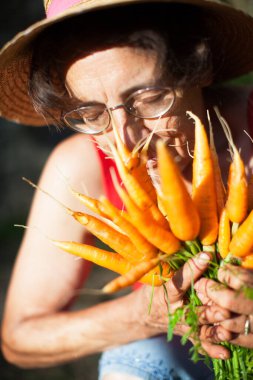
[1,0,253,126]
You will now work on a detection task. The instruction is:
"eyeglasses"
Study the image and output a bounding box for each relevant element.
[62,86,175,135]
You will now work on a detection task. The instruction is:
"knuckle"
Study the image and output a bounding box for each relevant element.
[206,305,230,323]
[218,267,236,288]
[233,315,246,331]
[219,265,253,289]
[197,306,218,324]
[200,325,231,343]
[198,307,208,324]
[220,296,233,310]
[166,278,184,301]
[221,315,240,331]
[200,325,216,341]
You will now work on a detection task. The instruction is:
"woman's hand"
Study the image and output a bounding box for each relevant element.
[135,252,232,360]
[194,264,253,349]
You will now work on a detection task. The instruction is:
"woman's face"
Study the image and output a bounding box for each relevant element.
[65,46,206,174]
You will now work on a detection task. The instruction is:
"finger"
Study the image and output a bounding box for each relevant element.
[221,314,253,334]
[188,335,230,360]
[194,277,253,315]
[200,340,231,360]
[194,277,221,306]
[166,252,211,302]
[218,264,253,290]
[196,305,231,325]
[199,324,232,344]
[195,287,213,306]
[230,333,253,349]
[189,332,231,359]
[183,330,229,359]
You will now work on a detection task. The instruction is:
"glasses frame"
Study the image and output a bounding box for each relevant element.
[62,86,176,135]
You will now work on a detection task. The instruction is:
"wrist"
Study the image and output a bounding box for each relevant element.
[129,285,168,337]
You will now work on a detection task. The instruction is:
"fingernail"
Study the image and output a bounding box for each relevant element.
[196,292,205,303]
[219,353,226,360]
[215,312,226,321]
[197,252,210,267]
[218,331,226,341]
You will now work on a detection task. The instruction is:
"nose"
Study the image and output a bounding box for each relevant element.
[110,107,146,150]
[109,105,129,128]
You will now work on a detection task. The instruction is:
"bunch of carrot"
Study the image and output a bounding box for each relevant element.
[50,110,253,292]
[26,110,253,379]
[50,119,183,293]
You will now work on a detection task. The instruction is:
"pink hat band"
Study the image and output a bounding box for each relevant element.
[45,0,85,18]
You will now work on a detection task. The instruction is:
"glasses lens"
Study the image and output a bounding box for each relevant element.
[64,105,110,134]
[126,88,174,118]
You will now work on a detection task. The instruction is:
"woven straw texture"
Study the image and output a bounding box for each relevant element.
[0,0,253,126]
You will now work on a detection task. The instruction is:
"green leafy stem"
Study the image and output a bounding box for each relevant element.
[161,240,253,380]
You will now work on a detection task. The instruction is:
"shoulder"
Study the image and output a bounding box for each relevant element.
[40,134,103,197]
[44,133,103,198]
[49,133,98,171]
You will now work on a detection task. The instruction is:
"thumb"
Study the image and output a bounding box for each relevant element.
[166,252,211,302]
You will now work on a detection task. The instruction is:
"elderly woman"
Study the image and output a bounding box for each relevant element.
[1,1,253,379]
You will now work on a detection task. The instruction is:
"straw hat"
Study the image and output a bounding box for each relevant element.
[1,0,253,126]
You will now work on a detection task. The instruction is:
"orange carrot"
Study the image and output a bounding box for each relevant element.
[157,140,200,241]
[98,196,158,260]
[102,257,161,293]
[147,261,171,279]
[114,182,181,255]
[229,210,253,257]
[53,240,132,273]
[189,112,218,245]
[140,264,173,286]
[218,208,231,258]
[226,148,248,224]
[213,107,248,223]
[110,114,140,171]
[111,118,157,203]
[157,196,167,218]
[131,139,158,204]
[132,161,158,204]
[209,119,226,218]
[69,188,104,216]
[22,177,141,262]
[53,240,169,286]
[241,254,253,269]
[106,137,169,229]
[70,211,144,263]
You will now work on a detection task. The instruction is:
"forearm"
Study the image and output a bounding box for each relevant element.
[2,290,158,368]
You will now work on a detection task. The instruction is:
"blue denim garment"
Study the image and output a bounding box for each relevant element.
[98,335,214,380]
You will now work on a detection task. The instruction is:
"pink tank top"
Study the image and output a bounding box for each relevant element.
[96,147,123,209]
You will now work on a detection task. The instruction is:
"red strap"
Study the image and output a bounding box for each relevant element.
[95,145,123,209]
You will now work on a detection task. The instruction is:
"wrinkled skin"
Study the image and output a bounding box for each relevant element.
[195,264,253,349]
